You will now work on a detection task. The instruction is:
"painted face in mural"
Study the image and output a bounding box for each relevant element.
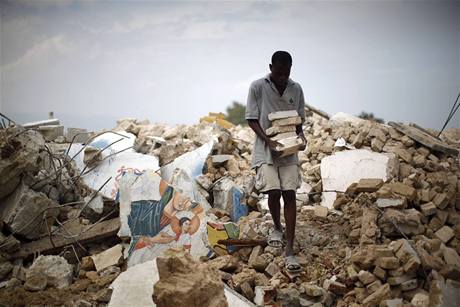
[181,220,191,234]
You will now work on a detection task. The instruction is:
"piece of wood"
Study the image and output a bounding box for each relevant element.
[217,238,267,247]
[12,218,120,259]
[388,122,458,156]
[305,104,330,119]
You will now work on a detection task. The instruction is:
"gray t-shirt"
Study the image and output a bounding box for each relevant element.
[245,74,306,168]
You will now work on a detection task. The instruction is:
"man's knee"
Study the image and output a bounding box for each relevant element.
[268,189,282,199]
[282,190,296,205]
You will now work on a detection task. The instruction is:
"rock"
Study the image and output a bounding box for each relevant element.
[411,293,429,307]
[0,261,13,280]
[358,270,377,285]
[70,279,92,292]
[386,182,417,201]
[303,283,323,297]
[362,283,390,307]
[314,206,328,217]
[0,181,59,239]
[420,202,437,216]
[254,286,276,306]
[375,257,400,270]
[435,226,455,243]
[240,281,255,301]
[277,287,300,307]
[23,274,47,291]
[26,255,74,289]
[94,288,113,302]
[373,266,386,280]
[265,262,280,277]
[394,148,412,164]
[80,257,95,271]
[90,244,123,272]
[153,249,228,307]
[432,193,449,210]
[66,127,90,143]
[0,128,44,198]
[376,198,406,209]
[387,274,416,286]
[442,247,460,267]
[371,138,384,152]
[366,280,382,294]
[248,246,263,268]
[208,255,240,273]
[380,298,403,307]
[326,280,348,295]
[400,279,418,291]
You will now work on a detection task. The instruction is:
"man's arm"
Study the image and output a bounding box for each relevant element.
[296,85,307,151]
[247,119,281,150]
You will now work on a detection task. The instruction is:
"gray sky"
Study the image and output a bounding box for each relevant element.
[1,0,459,130]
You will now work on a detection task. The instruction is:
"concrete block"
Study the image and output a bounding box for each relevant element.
[433,193,449,209]
[394,148,412,163]
[268,110,299,121]
[366,280,382,294]
[314,206,328,218]
[373,266,386,280]
[265,125,296,136]
[356,178,384,192]
[420,202,437,216]
[270,131,297,141]
[375,257,400,270]
[435,226,455,243]
[271,116,301,126]
[66,128,90,143]
[400,279,418,291]
[376,198,406,209]
[358,270,377,285]
[320,149,398,209]
[37,125,64,141]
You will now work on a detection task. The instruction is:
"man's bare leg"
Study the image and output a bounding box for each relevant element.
[282,190,297,256]
[268,190,283,231]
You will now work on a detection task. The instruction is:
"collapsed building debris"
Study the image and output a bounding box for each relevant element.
[0,109,459,307]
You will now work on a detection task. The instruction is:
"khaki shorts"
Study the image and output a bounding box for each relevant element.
[255,163,301,192]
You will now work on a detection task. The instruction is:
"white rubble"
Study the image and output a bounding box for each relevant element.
[320,149,398,208]
[26,255,74,289]
[91,244,123,272]
[108,260,253,307]
[330,112,366,126]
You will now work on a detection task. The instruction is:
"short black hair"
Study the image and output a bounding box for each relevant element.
[271,51,292,66]
[179,217,191,226]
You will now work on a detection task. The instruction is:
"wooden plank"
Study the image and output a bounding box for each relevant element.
[388,122,459,157]
[305,104,330,120]
[12,218,120,259]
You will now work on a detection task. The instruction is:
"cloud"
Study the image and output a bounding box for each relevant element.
[2,34,75,73]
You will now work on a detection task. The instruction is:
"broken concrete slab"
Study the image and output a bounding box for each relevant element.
[66,128,91,143]
[12,218,120,259]
[153,249,228,307]
[68,131,159,199]
[270,131,297,141]
[213,177,248,222]
[0,127,44,198]
[23,118,60,129]
[320,149,398,209]
[91,244,123,272]
[0,181,59,239]
[389,121,459,156]
[109,258,253,307]
[118,170,210,267]
[160,140,214,183]
[26,255,73,289]
[37,125,64,142]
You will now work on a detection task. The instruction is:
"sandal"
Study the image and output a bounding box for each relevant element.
[267,229,283,248]
[284,255,303,273]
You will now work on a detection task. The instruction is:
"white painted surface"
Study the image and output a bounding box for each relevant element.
[320,149,398,208]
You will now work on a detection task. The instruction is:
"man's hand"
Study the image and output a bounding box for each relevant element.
[298,134,307,151]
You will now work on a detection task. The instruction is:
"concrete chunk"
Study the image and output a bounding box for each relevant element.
[271,116,302,126]
[265,125,296,136]
[420,202,437,216]
[435,226,455,243]
[356,178,384,192]
[268,110,299,121]
[320,149,398,209]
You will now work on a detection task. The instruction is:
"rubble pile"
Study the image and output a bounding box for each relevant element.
[0,110,459,307]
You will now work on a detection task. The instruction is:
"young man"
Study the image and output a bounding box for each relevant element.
[245,51,306,273]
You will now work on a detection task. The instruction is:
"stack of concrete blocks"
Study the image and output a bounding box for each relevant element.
[266,110,303,158]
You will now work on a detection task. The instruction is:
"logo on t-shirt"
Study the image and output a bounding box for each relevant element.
[288,98,294,105]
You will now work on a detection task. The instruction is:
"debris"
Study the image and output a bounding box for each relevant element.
[90,244,123,272]
[153,249,228,307]
[26,255,73,289]
[320,149,398,208]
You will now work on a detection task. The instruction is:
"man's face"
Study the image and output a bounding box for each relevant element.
[269,62,291,87]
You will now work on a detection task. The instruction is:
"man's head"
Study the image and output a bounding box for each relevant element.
[269,51,292,87]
